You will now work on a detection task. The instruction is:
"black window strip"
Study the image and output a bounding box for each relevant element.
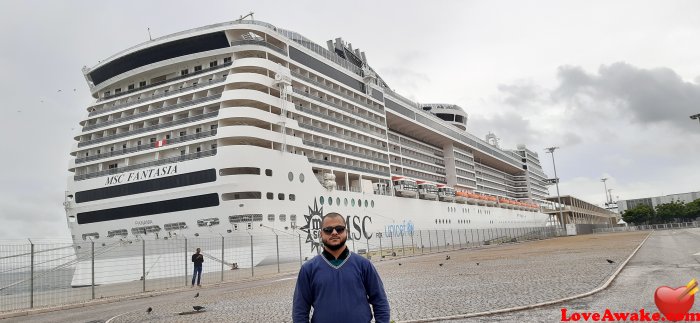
[75,169,216,203]
[77,193,219,224]
[289,47,365,93]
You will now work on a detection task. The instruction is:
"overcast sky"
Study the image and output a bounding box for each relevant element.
[1,1,699,240]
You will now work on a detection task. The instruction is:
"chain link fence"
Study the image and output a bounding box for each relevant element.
[593,221,699,233]
[0,226,560,313]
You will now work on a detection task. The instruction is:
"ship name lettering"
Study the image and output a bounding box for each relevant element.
[105,165,178,186]
[345,215,373,240]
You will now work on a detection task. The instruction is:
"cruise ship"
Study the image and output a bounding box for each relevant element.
[64,18,551,285]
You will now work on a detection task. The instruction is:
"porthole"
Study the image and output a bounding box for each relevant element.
[371,200,374,208]
[299,173,305,183]
[357,199,362,207]
[351,199,355,207]
[265,169,272,176]
[279,214,286,221]
[268,214,275,222]
[289,194,296,201]
[344,198,348,206]
[336,197,340,206]
[288,172,294,181]
[328,197,333,205]
[364,200,368,207]
[320,196,325,205]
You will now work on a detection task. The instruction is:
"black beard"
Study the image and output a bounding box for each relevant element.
[323,237,347,251]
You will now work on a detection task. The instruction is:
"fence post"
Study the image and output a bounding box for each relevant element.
[142,239,146,292]
[436,230,440,252]
[30,241,34,309]
[298,234,303,267]
[366,237,371,259]
[184,238,188,287]
[428,230,432,252]
[400,233,405,256]
[250,234,254,277]
[410,232,415,255]
[390,234,395,256]
[91,241,95,300]
[378,234,383,258]
[419,231,424,254]
[457,229,462,249]
[449,230,454,249]
[276,234,280,273]
[221,236,225,282]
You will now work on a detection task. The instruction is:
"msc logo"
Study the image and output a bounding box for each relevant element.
[300,199,324,254]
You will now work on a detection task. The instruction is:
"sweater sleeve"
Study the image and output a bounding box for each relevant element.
[364,261,390,323]
[292,265,312,322]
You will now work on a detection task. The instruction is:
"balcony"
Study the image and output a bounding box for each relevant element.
[307,156,389,177]
[302,140,387,164]
[74,149,217,181]
[83,94,222,132]
[230,40,287,56]
[75,129,217,164]
[295,104,384,138]
[292,88,385,127]
[291,71,383,114]
[78,111,219,148]
[297,123,386,151]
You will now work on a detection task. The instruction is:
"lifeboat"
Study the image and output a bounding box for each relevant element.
[391,176,418,198]
[455,191,468,204]
[437,184,455,202]
[485,195,497,206]
[416,181,438,200]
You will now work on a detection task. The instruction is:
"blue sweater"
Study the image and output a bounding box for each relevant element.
[293,250,390,323]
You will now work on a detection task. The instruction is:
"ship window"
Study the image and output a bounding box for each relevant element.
[351,199,355,207]
[328,197,332,205]
[165,222,187,231]
[371,200,374,208]
[364,200,368,207]
[265,169,272,176]
[180,131,186,137]
[278,193,285,200]
[150,137,156,143]
[127,84,134,90]
[299,173,305,183]
[181,150,186,156]
[290,214,296,222]
[344,198,348,206]
[194,65,202,71]
[221,191,261,200]
[210,61,218,68]
[211,144,217,150]
[320,196,325,205]
[268,214,275,222]
[197,218,220,227]
[224,57,231,63]
[139,81,146,87]
[220,167,261,176]
[137,140,142,146]
[107,229,127,238]
[455,115,464,123]
[247,223,252,230]
[108,163,117,169]
[104,91,110,96]
[266,192,273,200]
[196,147,201,153]
[82,232,100,240]
[196,128,202,133]
[289,194,296,201]
[288,172,294,181]
[357,199,361,207]
[253,214,262,222]
[211,124,218,130]
[181,69,189,75]
[279,214,286,222]
[114,88,121,94]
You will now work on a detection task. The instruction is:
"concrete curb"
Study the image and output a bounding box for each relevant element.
[398,231,653,323]
[0,272,296,320]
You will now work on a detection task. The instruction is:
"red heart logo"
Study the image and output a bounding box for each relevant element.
[654,286,695,321]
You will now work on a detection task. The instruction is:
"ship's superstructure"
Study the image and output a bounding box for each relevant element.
[64,19,551,284]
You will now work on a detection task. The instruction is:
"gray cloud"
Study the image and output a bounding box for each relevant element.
[497,80,546,106]
[552,62,700,131]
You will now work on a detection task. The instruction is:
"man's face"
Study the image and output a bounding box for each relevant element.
[196,248,201,253]
[321,216,347,251]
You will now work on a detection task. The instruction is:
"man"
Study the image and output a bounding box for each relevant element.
[293,212,390,323]
[191,248,204,287]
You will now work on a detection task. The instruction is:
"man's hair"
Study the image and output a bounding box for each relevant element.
[322,212,346,226]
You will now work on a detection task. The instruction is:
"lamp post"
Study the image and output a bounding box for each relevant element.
[545,147,565,229]
[601,178,609,206]
[691,113,700,126]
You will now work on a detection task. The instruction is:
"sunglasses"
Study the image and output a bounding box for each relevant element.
[321,225,346,234]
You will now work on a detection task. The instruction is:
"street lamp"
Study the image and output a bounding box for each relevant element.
[545,147,565,229]
[601,178,609,206]
[691,113,700,125]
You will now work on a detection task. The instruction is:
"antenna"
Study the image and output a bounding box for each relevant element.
[236,11,255,22]
[147,27,152,41]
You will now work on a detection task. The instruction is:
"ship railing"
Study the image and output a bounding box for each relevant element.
[297,123,387,151]
[290,71,384,115]
[294,102,385,139]
[95,62,233,104]
[88,76,227,118]
[75,130,217,165]
[292,88,386,128]
[74,149,217,181]
[230,40,287,56]
[301,140,388,164]
[307,156,390,177]
[78,111,219,148]
[0,225,575,313]
[83,94,222,132]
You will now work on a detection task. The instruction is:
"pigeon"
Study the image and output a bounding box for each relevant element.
[193,306,205,312]
[398,263,402,266]
[194,292,199,298]
[606,259,615,264]
[439,263,443,267]
[146,307,152,314]
[476,262,479,266]
[446,255,451,260]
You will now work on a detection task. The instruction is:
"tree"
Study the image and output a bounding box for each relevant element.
[685,198,700,221]
[622,204,654,225]
[655,200,686,223]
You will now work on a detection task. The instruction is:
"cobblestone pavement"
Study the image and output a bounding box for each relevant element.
[2,231,651,322]
[449,228,700,323]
